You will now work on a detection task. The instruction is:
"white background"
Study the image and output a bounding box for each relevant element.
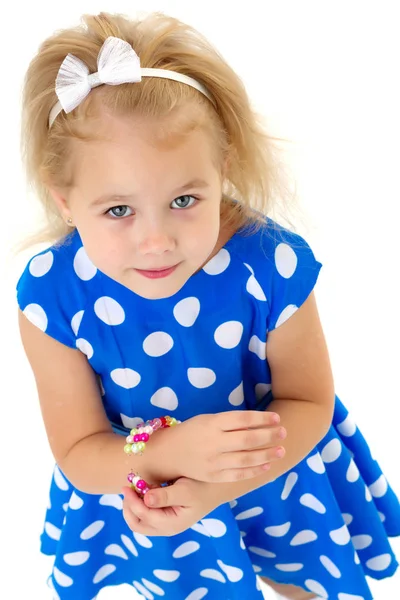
[2,1,399,599]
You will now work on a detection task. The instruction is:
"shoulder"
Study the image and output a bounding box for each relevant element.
[16,230,97,347]
[228,217,323,330]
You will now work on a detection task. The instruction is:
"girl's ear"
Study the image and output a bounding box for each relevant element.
[48,187,72,223]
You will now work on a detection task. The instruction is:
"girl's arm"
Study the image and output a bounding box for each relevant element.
[18,310,178,495]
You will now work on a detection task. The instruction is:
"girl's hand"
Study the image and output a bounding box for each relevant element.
[162,410,286,483]
[122,478,217,537]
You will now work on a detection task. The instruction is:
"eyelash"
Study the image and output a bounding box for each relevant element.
[106,195,198,219]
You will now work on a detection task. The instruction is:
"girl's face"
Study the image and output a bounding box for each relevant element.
[53,113,225,300]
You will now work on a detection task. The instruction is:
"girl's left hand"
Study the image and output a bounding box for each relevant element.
[122,478,219,537]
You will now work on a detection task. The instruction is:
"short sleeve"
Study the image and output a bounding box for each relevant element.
[16,247,80,348]
[264,226,323,332]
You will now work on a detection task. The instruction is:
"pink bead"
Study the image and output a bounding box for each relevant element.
[136,479,146,490]
[127,472,134,482]
[152,418,162,430]
[140,433,150,442]
[133,435,141,443]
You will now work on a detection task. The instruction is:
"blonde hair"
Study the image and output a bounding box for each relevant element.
[19,11,305,250]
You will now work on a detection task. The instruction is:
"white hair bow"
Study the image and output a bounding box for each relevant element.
[49,36,214,127]
[55,37,141,115]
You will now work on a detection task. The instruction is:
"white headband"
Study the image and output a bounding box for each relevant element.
[49,36,214,127]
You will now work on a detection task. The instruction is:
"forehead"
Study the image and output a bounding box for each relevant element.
[69,111,221,193]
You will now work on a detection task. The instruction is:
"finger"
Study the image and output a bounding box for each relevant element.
[217,445,286,471]
[218,410,280,432]
[220,425,287,452]
[144,485,176,509]
[122,486,153,521]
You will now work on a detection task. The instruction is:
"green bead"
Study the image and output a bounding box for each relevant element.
[130,428,138,435]
[136,442,145,453]
[124,444,132,454]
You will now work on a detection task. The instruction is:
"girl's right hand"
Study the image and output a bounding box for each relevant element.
[166,411,286,483]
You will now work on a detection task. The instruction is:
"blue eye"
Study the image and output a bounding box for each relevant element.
[171,195,197,209]
[107,206,133,218]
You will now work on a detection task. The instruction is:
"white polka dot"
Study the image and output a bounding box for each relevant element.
[369,474,388,498]
[188,368,216,388]
[62,502,68,512]
[74,246,97,280]
[229,500,238,508]
[342,513,354,526]
[366,554,392,571]
[255,382,272,401]
[53,566,73,587]
[229,381,244,406]
[173,541,200,558]
[338,594,365,600]
[93,565,116,584]
[133,581,154,600]
[54,465,69,491]
[200,569,226,583]
[133,532,153,548]
[111,368,141,389]
[76,338,94,359]
[63,551,90,566]
[121,534,138,557]
[203,248,230,274]
[346,459,360,483]
[94,296,125,325]
[306,453,326,474]
[354,551,361,564]
[217,559,243,582]
[244,263,254,275]
[290,530,318,546]
[214,321,243,349]
[253,564,262,573]
[71,310,84,335]
[173,297,200,327]
[248,335,266,359]
[321,438,342,463]
[235,507,264,520]
[44,522,61,540]
[320,555,341,578]
[184,589,208,600]
[365,485,373,502]
[246,275,267,301]
[378,511,386,522]
[143,332,174,357]
[275,243,298,278]
[248,546,276,558]
[329,524,351,545]
[23,303,48,331]
[29,251,54,277]
[275,305,299,328]
[99,494,123,510]
[275,563,304,572]
[120,415,144,430]
[337,414,357,437]
[240,536,246,550]
[105,544,128,560]
[265,522,291,537]
[300,494,326,514]
[281,472,298,500]
[69,491,83,510]
[80,520,105,540]
[47,577,60,600]
[352,535,373,550]
[153,570,180,582]
[305,579,328,598]
[151,387,178,411]
[190,523,211,537]
[142,579,165,596]
[200,518,227,537]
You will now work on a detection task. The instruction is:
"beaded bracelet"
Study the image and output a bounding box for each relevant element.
[123,415,180,456]
[127,470,153,498]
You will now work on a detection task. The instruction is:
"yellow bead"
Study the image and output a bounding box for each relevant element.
[130,428,138,435]
[124,444,132,454]
[170,418,177,426]
[136,442,145,453]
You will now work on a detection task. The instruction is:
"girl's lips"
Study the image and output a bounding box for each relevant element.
[134,264,179,279]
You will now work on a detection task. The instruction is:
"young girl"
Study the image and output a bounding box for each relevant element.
[16,10,399,600]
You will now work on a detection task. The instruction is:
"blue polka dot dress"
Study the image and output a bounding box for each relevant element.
[16,218,400,600]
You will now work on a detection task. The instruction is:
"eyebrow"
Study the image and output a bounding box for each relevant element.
[91,178,211,206]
